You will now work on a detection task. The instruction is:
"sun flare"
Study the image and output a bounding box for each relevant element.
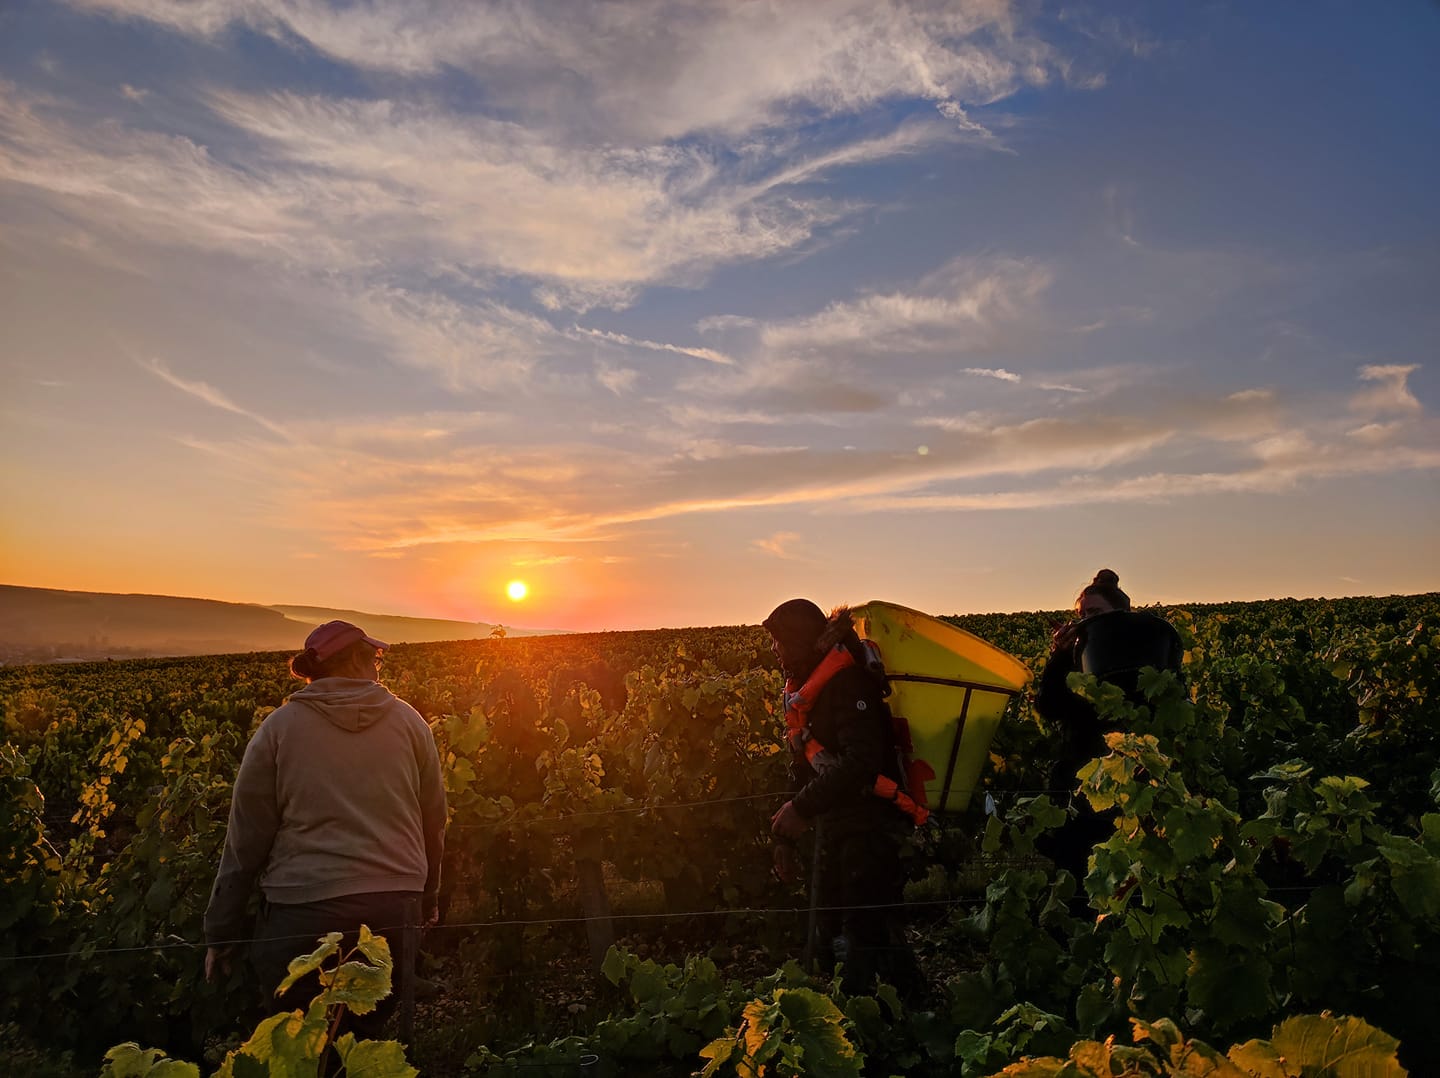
[506,580,528,602]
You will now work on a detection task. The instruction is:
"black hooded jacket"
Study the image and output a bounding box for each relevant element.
[782,611,909,832]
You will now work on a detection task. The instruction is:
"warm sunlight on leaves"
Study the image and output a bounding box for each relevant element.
[507,580,529,602]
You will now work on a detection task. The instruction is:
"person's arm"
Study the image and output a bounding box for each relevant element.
[415,718,447,924]
[1035,647,1080,726]
[204,724,280,946]
[790,678,888,820]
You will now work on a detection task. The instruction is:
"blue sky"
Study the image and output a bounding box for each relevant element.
[2,1,1437,630]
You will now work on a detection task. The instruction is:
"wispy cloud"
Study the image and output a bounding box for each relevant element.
[962,367,1022,382]
[0,81,946,311]
[758,257,1052,357]
[753,531,804,559]
[573,327,734,366]
[139,357,291,440]
[67,1,1064,142]
[1352,363,1421,417]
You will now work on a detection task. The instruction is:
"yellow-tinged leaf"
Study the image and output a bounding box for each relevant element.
[354,925,393,969]
[333,1034,419,1078]
[1226,1040,1295,1078]
[996,1059,1069,1077]
[1070,1037,1117,1075]
[275,932,342,995]
[1269,1014,1407,1077]
[322,959,392,1015]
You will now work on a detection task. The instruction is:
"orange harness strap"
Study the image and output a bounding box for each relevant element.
[783,646,928,827]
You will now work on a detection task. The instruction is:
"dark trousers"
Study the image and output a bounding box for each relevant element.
[251,890,419,1036]
[808,823,920,997]
[1037,797,1116,913]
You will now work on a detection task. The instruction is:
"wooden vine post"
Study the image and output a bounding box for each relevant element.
[572,828,614,970]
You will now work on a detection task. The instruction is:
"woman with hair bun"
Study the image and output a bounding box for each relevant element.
[203,620,447,1029]
[1035,570,1182,898]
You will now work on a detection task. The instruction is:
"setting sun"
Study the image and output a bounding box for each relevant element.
[506,580,528,602]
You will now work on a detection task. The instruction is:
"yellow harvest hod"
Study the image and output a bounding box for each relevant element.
[851,600,1032,815]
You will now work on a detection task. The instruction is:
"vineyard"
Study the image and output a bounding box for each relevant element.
[2,594,1438,1076]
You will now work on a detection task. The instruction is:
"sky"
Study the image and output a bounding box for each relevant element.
[1,0,1438,632]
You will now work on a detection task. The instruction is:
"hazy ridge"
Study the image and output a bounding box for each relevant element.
[0,585,558,664]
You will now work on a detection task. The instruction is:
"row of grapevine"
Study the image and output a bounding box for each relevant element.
[1,594,1437,1074]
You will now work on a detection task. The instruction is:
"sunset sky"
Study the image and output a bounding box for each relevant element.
[2,1,1437,631]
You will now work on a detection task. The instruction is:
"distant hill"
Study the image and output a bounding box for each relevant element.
[0,585,557,664]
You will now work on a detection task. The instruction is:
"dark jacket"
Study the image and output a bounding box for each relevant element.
[791,665,908,833]
[1036,612,1184,792]
[1036,648,1105,793]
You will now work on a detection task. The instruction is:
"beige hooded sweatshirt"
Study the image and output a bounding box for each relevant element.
[204,678,446,943]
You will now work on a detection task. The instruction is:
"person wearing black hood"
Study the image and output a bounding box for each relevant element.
[203,620,447,1026]
[764,599,920,996]
[1035,570,1183,902]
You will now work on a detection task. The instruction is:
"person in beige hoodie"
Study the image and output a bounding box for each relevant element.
[203,620,446,1018]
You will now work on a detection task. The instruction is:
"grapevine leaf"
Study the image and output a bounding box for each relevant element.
[699,1036,736,1078]
[276,932,342,996]
[954,1029,994,1068]
[775,989,863,1078]
[1269,1014,1407,1076]
[148,1063,202,1078]
[741,999,779,1061]
[1186,945,1272,1027]
[103,1043,157,1077]
[332,1034,419,1078]
[1226,1041,1295,1078]
[601,945,627,986]
[995,1058,1069,1076]
[353,924,393,968]
[1069,1037,1118,1074]
[630,961,665,1004]
[875,981,904,1022]
[1074,983,1113,1036]
[103,1044,198,1078]
[1376,835,1440,919]
[322,958,393,1014]
[229,1010,327,1078]
[949,969,1005,1029]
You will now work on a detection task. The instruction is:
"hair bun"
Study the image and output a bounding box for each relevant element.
[1092,569,1120,588]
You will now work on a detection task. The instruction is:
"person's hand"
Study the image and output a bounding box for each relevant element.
[772,840,801,884]
[423,894,440,928]
[770,800,811,840]
[204,945,234,983]
[1051,620,1081,654]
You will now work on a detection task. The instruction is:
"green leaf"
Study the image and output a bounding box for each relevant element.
[103,1044,196,1078]
[1074,983,1113,1037]
[353,924,393,968]
[1377,835,1440,919]
[993,1059,1068,1077]
[629,961,665,1004]
[1226,1040,1295,1078]
[322,958,393,1015]
[333,1034,419,1078]
[148,1064,202,1078]
[875,981,904,1022]
[1186,945,1272,1028]
[601,945,627,986]
[1269,1014,1407,1077]
[699,1036,736,1078]
[276,932,342,996]
[948,969,1005,1029]
[774,989,863,1078]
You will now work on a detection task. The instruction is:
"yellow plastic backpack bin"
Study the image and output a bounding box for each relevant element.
[852,600,1031,815]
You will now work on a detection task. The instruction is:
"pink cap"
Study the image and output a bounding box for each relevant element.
[304,620,388,662]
